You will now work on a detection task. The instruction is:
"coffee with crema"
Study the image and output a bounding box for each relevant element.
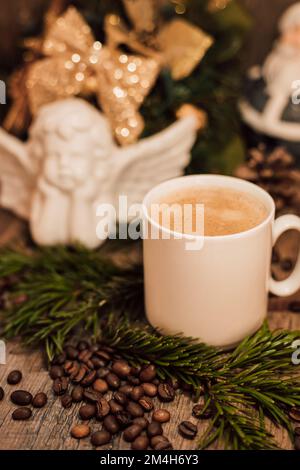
[158,186,268,236]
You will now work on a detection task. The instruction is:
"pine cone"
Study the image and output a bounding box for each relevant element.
[234,145,300,215]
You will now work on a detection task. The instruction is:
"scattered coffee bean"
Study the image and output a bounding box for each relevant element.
[11,390,32,406]
[158,383,175,402]
[106,373,120,389]
[127,376,140,386]
[130,386,144,402]
[72,366,87,384]
[96,368,110,379]
[139,396,153,412]
[7,370,22,385]
[83,389,102,403]
[126,401,144,418]
[103,414,120,434]
[71,423,90,439]
[79,404,96,420]
[96,398,110,419]
[119,385,133,396]
[91,357,106,369]
[81,370,97,387]
[153,437,173,450]
[77,341,89,351]
[12,407,32,420]
[95,350,111,362]
[65,345,78,360]
[152,409,170,423]
[111,360,131,378]
[72,385,83,402]
[109,399,123,414]
[192,402,213,420]
[147,421,163,438]
[289,301,300,313]
[93,378,108,394]
[133,416,149,429]
[32,392,47,408]
[115,410,132,428]
[281,258,293,272]
[178,420,197,439]
[295,436,300,451]
[289,407,300,422]
[90,344,99,353]
[114,391,128,406]
[61,394,73,409]
[139,365,156,383]
[78,349,93,363]
[0,387,4,401]
[150,435,170,448]
[142,383,157,397]
[52,377,69,395]
[49,365,64,380]
[123,424,143,442]
[63,360,75,375]
[131,435,149,450]
[91,429,112,446]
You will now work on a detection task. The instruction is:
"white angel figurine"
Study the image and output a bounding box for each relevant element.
[0,98,199,248]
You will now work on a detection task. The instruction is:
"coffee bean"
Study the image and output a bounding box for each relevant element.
[72,385,83,402]
[52,352,66,365]
[81,370,97,387]
[131,436,149,450]
[119,385,133,396]
[142,383,157,397]
[154,439,173,450]
[93,378,108,394]
[106,373,120,389]
[123,424,143,442]
[289,407,300,422]
[7,370,22,385]
[289,301,300,313]
[178,421,197,439]
[103,414,120,434]
[147,421,163,437]
[295,427,300,436]
[150,435,170,448]
[78,350,93,363]
[49,365,64,380]
[133,417,149,429]
[158,383,175,402]
[63,360,75,375]
[96,398,110,419]
[111,360,131,378]
[140,365,156,382]
[83,389,102,403]
[77,341,90,351]
[130,386,144,402]
[95,350,111,362]
[281,258,293,272]
[32,392,47,408]
[11,390,33,406]
[152,409,170,423]
[115,410,132,428]
[61,394,73,409]
[65,345,78,360]
[12,407,32,420]
[130,366,141,376]
[90,344,99,353]
[91,429,111,446]
[114,391,128,406]
[109,399,123,414]
[71,424,90,439]
[139,397,153,412]
[126,401,144,418]
[72,366,87,384]
[295,436,300,451]
[192,402,213,419]
[0,387,4,401]
[91,357,106,369]
[79,404,96,420]
[96,368,110,379]
[127,376,140,386]
[52,377,69,395]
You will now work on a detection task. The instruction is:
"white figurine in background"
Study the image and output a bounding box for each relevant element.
[0,98,198,248]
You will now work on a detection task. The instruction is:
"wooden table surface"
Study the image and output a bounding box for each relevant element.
[0,209,300,450]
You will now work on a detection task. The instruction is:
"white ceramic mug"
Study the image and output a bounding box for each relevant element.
[142,174,300,348]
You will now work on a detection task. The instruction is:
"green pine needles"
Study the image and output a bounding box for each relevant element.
[0,245,300,450]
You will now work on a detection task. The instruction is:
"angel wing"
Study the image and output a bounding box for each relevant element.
[110,115,198,221]
[0,128,35,219]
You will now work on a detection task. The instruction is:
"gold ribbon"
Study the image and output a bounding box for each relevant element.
[5,3,213,145]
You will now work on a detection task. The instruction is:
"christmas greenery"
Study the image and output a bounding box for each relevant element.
[0,245,300,450]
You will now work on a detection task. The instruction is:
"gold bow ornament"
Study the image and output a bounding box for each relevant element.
[5,5,213,145]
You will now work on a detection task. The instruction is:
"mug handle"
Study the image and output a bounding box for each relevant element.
[269,214,300,297]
